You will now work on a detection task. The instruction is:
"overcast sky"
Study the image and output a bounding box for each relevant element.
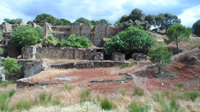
[0,0,200,27]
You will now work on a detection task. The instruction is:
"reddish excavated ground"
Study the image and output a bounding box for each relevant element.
[28,59,200,94]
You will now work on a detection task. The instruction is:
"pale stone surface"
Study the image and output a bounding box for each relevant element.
[132,53,147,61]
[112,52,125,61]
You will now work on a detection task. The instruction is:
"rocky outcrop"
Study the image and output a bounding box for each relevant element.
[132,53,147,61]
[112,52,125,61]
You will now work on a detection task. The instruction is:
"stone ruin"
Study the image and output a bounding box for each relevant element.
[132,53,148,61]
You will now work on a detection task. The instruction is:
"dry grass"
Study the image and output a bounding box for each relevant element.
[181,37,200,50]
[27,68,77,82]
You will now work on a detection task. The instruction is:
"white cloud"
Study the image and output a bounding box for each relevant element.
[178,5,200,27]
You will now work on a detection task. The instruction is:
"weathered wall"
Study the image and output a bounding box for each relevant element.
[18,60,44,78]
[21,47,103,60]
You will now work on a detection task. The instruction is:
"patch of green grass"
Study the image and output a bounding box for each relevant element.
[128,102,151,112]
[160,99,184,112]
[134,87,144,96]
[120,62,135,69]
[199,45,200,49]
[101,98,113,110]
[174,83,184,89]
[80,90,91,103]
[15,98,33,110]
[0,89,16,111]
[52,97,61,106]
[64,83,73,91]
[0,81,12,88]
[39,91,52,106]
[184,91,200,101]
[0,48,3,56]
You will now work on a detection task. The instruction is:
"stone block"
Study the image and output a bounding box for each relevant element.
[70,23,81,36]
[81,23,91,38]
[93,52,103,60]
[112,52,125,61]
[132,53,147,61]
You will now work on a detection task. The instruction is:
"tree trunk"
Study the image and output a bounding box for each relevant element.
[158,66,161,74]
[176,37,179,51]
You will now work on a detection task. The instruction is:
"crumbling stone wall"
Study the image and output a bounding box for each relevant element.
[70,23,81,36]
[22,47,103,60]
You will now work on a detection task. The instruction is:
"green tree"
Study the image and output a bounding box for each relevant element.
[34,14,57,25]
[60,19,71,25]
[26,21,33,24]
[104,26,156,55]
[145,14,156,26]
[165,24,192,50]
[11,26,43,51]
[4,18,23,24]
[148,45,172,74]
[60,34,92,48]
[156,13,181,31]
[75,17,92,25]
[119,8,150,30]
[0,57,22,75]
[114,18,123,27]
[192,19,200,36]
[42,34,59,47]
[99,19,111,25]
[56,19,64,25]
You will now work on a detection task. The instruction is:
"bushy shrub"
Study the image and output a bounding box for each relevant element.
[134,87,144,96]
[0,81,12,88]
[184,91,200,101]
[42,34,59,47]
[101,98,113,110]
[61,34,92,48]
[11,26,44,51]
[39,91,52,106]
[0,57,22,75]
[104,26,156,55]
[128,102,151,112]
[192,19,200,36]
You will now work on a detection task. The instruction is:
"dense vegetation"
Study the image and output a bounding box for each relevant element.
[192,19,200,36]
[34,14,71,25]
[11,26,44,51]
[165,24,192,50]
[4,18,23,24]
[42,34,59,47]
[0,57,22,76]
[104,26,156,56]
[60,34,92,48]
[75,17,111,25]
[116,8,181,30]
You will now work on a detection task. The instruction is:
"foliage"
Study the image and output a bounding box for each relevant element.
[192,19,200,36]
[148,45,172,74]
[104,26,156,55]
[156,13,181,31]
[199,45,200,49]
[26,21,33,24]
[60,19,71,25]
[0,89,15,111]
[174,83,184,89]
[0,57,22,75]
[145,14,156,26]
[120,62,135,69]
[128,102,151,112]
[60,34,92,48]
[80,90,91,102]
[75,17,92,25]
[120,8,150,30]
[15,98,33,110]
[42,34,59,47]
[4,18,23,24]
[184,91,200,101]
[101,98,113,110]
[165,24,192,50]
[35,26,44,38]
[114,18,123,27]
[0,48,3,56]
[11,25,43,51]
[34,14,57,25]
[134,87,144,96]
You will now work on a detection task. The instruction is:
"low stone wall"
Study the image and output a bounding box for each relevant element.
[22,47,103,60]
[50,61,129,69]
